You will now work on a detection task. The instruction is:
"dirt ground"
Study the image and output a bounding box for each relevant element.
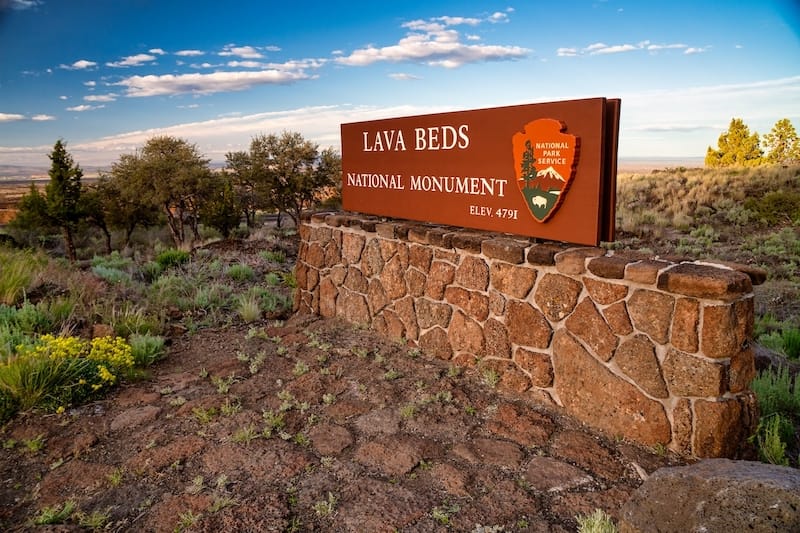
[0,305,686,532]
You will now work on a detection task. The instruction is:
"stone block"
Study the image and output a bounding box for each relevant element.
[620,459,800,533]
[343,266,368,294]
[729,347,756,394]
[565,298,619,361]
[482,239,526,264]
[375,222,398,239]
[662,348,726,397]
[506,300,552,349]
[554,247,604,275]
[527,243,568,265]
[448,310,485,355]
[419,327,453,360]
[451,232,485,253]
[416,298,453,329]
[482,318,511,359]
[341,232,365,264]
[360,239,384,277]
[454,255,489,291]
[693,398,747,458]
[367,280,389,316]
[701,299,752,359]
[407,225,429,244]
[489,290,506,316]
[306,242,326,268]
[584,277,629,304]
[490,262,536,299]
[628,289,675,344]
[444,286,489,321]
[395,296,418,341]
[324,240,341,268]
[670,398,692,455]
[514,347,553,387]
[406,269,426,297]
[614,335,668,398]
[319,278,337,318]
[625,259,671,285]
[657,263,752,302]
[336,288,370,326]
[424,261,455,300]
[587,255,631,279]
[380,254,407,300]
[671,297,699,353]
[552,330,671,446]
[534,273,582,322]
[427,228,454,249]
[408,244,433,272]
[309,226,332,242]
[603,301,633,335]
[330,265,347,285]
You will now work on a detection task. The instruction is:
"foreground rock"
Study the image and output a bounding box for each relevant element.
[619,459,800,532]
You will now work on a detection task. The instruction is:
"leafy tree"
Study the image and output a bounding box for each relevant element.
[103,158,161,248]
[763,118,800,165]
[248,131,341,226]
[78,185,113,254]
[705,118,763,167]
[225,150,261,227]
[11,141,84,260]
[199,171,242,238]
[110,136,213,249]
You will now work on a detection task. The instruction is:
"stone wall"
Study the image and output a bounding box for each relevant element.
[295,212,765,458]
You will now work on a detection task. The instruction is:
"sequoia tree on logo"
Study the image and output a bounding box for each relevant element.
[512,118,579,223]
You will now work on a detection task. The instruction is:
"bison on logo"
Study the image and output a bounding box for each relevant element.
[512,118,579,223]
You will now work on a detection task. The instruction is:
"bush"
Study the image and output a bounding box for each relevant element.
[155,249,190,270]
[129,333,166,366]
[0,248,47,305]
[226,263,254,281]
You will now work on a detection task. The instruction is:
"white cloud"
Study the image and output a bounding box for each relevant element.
[84,81,96,87]
[336,14,528,68]
[115,68,316,97]
[66,104,104,112]
[0,113,26,122]
[149,48,167,55]
[9,0,42,9]
[559,40,704,57]
[219,44,263,59]
[59,95,68,100]
[227,60,265,69]
[106,53,158,67]
[176,49,204,57]
[190,62,220,69]
[31,114,56,121]
[84,94,117,102]
[389,73,422,80]
[487,11,509,23]
[59,59,97,70]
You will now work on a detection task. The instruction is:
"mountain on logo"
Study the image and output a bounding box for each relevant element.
[531,166,566,192]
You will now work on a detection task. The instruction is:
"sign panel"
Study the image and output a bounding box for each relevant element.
[341,98,620,246]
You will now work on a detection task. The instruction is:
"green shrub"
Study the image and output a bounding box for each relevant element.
[751,367,800,418]
[753,414,792,466]
[576,509,618,533]
[91,251,134,271]
[129,333,166,366]
[744,191,800,226]
[259,250,286,263]
[0,248,46,305]
[226,263,254,281]
[92,265,132,285]
[193,283,231,312]
[155,249,191,269]
[782,328,800,359]
[263,272,281,286]
[140,261,163,282]
[235,293,262,322]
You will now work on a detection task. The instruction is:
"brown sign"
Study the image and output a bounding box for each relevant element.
[340,98,620,246]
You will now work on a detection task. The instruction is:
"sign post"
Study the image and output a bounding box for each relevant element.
[341,97,620,246]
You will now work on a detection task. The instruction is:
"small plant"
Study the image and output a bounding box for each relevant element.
[208,495,237,513]
[220,397,242,416]
[232,424,260,446]
[431,502,460,525]
[235,293,262,323]
[155,248,190,269]
[175,510,202,531]
[76,509,111,529]
[263,272,281,286]
[447,365,463,378]
[129,333,166,366]
[260,250,286,263]
[226,263,255,281]
[192,406,217,425]
[22,434,45,453]
[312,491,338,517]
[576,508,618,533]
[211,373,236,394]
[107,467,125,487]
[482,368,501,388]
[33,499,76,525]
[322,393,336,405]
[399,403,416,419]
[262,409,285,436]
[292,360,309,376]
[383,368,402,381]
[293,432,310,447]
[752,413,793,466]
[186,475,205,495]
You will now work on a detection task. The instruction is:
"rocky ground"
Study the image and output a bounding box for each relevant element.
[0,308,686,532]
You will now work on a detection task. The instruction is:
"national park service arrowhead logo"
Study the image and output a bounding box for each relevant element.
[512,118,579,223]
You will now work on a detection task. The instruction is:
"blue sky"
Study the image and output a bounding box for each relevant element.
[0,0,798,169]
